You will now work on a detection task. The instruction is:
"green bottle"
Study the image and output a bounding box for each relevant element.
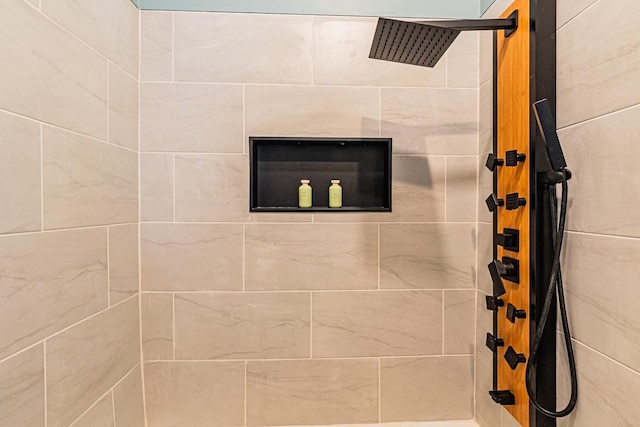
[299,179,312,208]
[329,179,342,208]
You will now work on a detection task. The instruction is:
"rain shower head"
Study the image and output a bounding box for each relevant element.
[369,10,519,68]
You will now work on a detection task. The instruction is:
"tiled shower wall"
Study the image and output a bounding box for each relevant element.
[476,0,640,426]
[0,0,143,426]
[139,11,481,426]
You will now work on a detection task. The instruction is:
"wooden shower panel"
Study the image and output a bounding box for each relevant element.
[495,0,530,426]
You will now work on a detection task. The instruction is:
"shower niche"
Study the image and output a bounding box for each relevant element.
[249,137,392,212]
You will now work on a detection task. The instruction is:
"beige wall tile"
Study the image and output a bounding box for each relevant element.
[557,0,640,127]
[562,232,640,372]
[46,297,140,427]
[174,13,312,84]
[557,0,598,28]
[175,154,250,222]
[381,88,478,155]
[313,290,442,357]
[479,32,493,86]
[141,223,243,291]
[43,126,138,229]
[446,32,479,89]
[0,345,44,427]
[70,394,114,427]
[313,17,446,87]
[113,366,146,427]
[144,361,245,427]
[446,156,478,222]
[560,105,640,237]
[41,0,139,77]
[478,154,494,224]
[502,410,523,427]
[141,11,173,82]
[475,291,502,427]
[140,83,243,153]
[141,153,174,222]
[109,224,139,305]
[0,0,107,139]
[142,293,174,361]
[380,356,474,421]
[247,359,378,426]
[479,80,493,155]
[109,64,138,151]
[245,224,378,291]
[381,223,476,289]
[477,223,494,295]
[0,228,107,359]
[444,290,476,354]
[0,111,41,234]
[246,85,380,138]
[176,292,310,360]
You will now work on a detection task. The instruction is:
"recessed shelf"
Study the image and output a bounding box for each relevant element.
[249,137,392,212]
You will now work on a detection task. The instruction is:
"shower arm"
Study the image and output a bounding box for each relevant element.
[416,10,519,37]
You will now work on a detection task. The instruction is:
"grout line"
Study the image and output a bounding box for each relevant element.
[442,290,445,355]
[139,288,478,295]
[106,62,110,143]
[556,0,601,32]
[564,229,640,242]
[244,361,248,427]
[107,227,111,307]
[172,154,176,222]
[172,293,176,360]
[111,392,117,427]
[444,157,448,221]
[171,13,175,82]
[556,101,640,132]
[558,331,640,377]
[378,358,382,422]
[43,341,47,427]
[377,223,381,290]
[309,292,313,358]
[136,149,476,158]
[378,88,382,137]
[134,220,480,226]
[0,222,139,238]
[40,123,44,231]
[473,290,478,420]
[137,354,477,364]
[242,85,246,154]
[242,224,246,291]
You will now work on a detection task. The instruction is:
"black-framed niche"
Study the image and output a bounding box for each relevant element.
[250,137,392,212]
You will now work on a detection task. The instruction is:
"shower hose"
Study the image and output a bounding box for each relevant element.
[525,178,578,418]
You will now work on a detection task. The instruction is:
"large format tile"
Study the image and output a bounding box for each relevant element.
[141,83,243,153]
[46,297,140,427]
[142,293,174,361]
[478,153,494,224]
[444,290,476,354]
[41,0,139,77]
[245,85,379,138]
[446,156,478,222]
[475,291,502,427]
[141,223,243,291]
[141,11,173,81]
[0,0,107,139]
[381,88,478,155]
[380,223,476,289]
[141,153,173,222]
[109,224,139,305]
[144,361,245,427]
[479,32,493,86]
[43,126,138,229]
[175,154,250,222]
[113,366,145,427]
[312,290,442,357]
[0,228,107,359]
[313,16,446,87]
[176,292,310,360]
[380,356,474,421]
[0,111,40,234]
[109,64,138,151]
[247,359,378,426]
[70,394,113,427]
[477,223,494,295]
[245,224,378,291]
[174,13,312,84]
[0,345,44,427]
[446,32,479,89]
[479,80,493,155]
[557,0,598,28]
[557,0,640,126]
[559,105,640,237]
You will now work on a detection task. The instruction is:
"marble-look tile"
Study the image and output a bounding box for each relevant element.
[557,0,598,28]
[444,290,476,354]
[560,105,640,237]
[313,290,442,357]
[70,394,114,427]
[141,223,243,291]
[175,154,249,222]
[380,223,476,289]
[245,224,378,291]
[557,0,640,127]
[313,16,446,87]
[43,126,138,229]
[0,345,44,427]
[0,111,40,234]
[0,228,107,359]
[109,64,138,151]
[245,85,380,138]
[502,409,523,427]
[247,359,378,426]
[479,80,493,155]
[41,0,139,77]
[380,356,474,421]
[140,83,243,153]
[446,156,478,222]
[446,32,479,89]
[477,223,494,295]
[475,291,502,427]
[0,0,107,139]
[141,153,173,222]
[478,155,494,224]
[381,88,478,155]
[174,13,312,84]
[46,297,140,427]
[141,11,173,82]
[144,361,245,427]
[562,232,640,373]
[113,366,145,427]
[479,32,493,86]
[176,292,310,359]
[109,224,139,305]
[142,293,173,360]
